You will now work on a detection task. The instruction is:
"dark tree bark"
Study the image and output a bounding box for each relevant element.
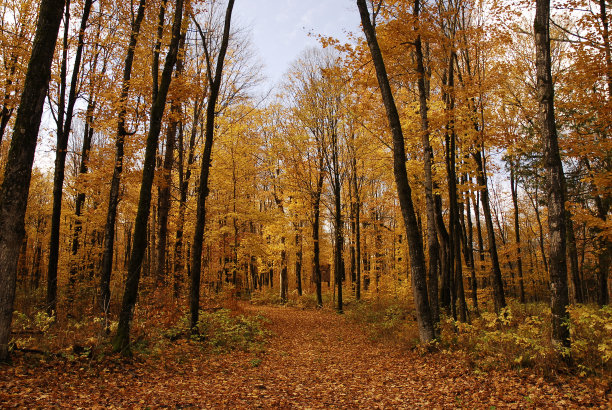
[535,0,570,348]
[465,182,479,314]
[0,0,65,362]
[353,160,362,301]
[472,149,506,313]
[156,30,186,284]
[443,51,468,323]
[357,0,434,342]
[47,0,93,315]
[174,97,202,298]
[295,225,303,296]
[113,0,184,354]
[189,0,235,331]
[100,0,146,316]
[566,214,583,303]
[313,162,324,308]
[510,162,526,303]
[152,0,169,102]
[414,0,440,325]
[70,67,99,299]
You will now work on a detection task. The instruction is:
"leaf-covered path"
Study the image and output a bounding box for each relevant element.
[1,303,609,408]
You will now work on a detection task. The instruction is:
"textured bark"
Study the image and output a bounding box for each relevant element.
[100,0,146,315]
[47,0,93,315]
[190,0,234,331]
[414,0,440,325]
[357,0,434,342]
[0,0,65,362]
[535,0,570,348]
[113,0,184,354]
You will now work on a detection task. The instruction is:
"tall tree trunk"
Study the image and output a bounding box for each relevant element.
[156,30,186,285]
[174,98,202,298]
[47,0,70,316]
[353,161,362,301]
[0,0,65,362]
[295,225,303,296]
[189,0,235,331]
[566,214,583,303]
[357,0,434,342]
[414,0,440,325]
[100,0,146,316]
[113,0,184,354]
[535,0,570,348]
[472,149,506,313]
[510,163,526,303]
[465,182,478,314]
[313,164,324,308]
[334,179,343,313]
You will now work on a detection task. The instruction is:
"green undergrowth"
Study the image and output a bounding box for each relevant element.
[345,298,421,348]
[345,297,611,376]
[249,288,329,309]
[165,308,270,354]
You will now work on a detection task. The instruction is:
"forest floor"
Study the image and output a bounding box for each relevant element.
[0,302,610,408]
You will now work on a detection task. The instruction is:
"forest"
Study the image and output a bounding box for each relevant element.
[0,0,610,407]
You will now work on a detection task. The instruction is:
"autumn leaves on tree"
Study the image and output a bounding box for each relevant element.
[0,0,609,362]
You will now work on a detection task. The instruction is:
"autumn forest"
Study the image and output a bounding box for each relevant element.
[0,0,610,407]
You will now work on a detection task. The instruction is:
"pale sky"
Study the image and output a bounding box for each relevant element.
[234,0,360,88]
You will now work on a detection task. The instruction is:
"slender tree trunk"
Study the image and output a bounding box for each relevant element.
[113,0,184,354]
[566,214,583,303]
[295,226,303,296]
[354,164,362,301]
[472,149,506,313]
[357,0,434,342]
[47,0,71,316]
[313,165,324,308]
[100,0,146,316]
[334,180,343,313]
[466,183,479,314]
[174,99,201,298]
[190,0,234,331]
[510,163,526,303]
[414,0,440,324]
[156,31,186,284]
[0,0,65,362]
[535,0,570,348]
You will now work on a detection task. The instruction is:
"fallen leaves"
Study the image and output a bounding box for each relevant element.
[0,302,610,408]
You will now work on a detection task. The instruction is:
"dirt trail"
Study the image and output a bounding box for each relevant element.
[0,303,609,408]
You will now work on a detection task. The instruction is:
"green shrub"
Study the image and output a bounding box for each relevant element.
[167,309,269,353]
